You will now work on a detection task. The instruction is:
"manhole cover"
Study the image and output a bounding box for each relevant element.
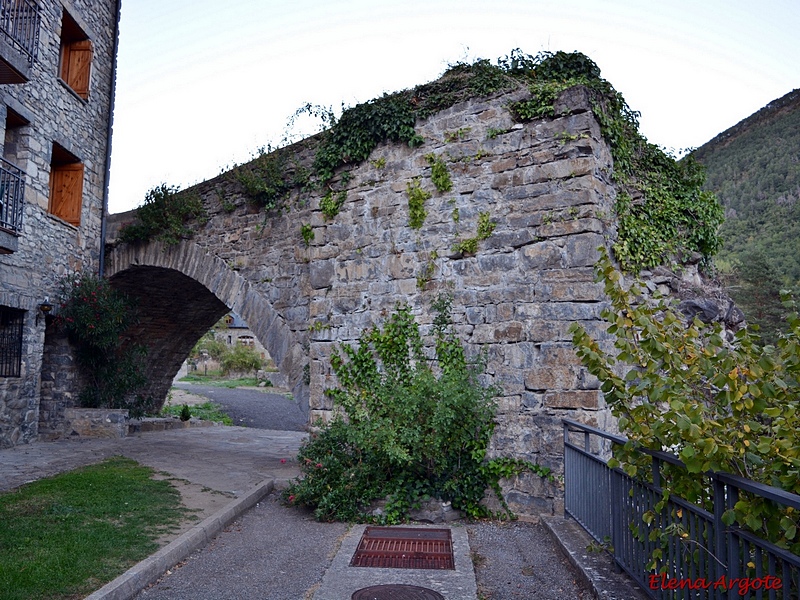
[351,584,446,600]
[350,526,455,570]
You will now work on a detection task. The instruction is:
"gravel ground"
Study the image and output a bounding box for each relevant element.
[174,382,306,431]
[468,520,592,600]
[136,491,593,600]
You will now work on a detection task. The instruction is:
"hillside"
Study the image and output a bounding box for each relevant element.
[691,88,800,340]
[692,88,800,284]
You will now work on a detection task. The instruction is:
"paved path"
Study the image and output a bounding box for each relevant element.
[0,425,305,496]
[172,382,307,431]
[0,426,645,599]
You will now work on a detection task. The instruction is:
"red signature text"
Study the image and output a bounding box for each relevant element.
[648,574,782,596]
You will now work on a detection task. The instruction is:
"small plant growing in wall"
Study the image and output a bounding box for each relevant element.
[452,212,496,256]
[319,189,347,220]
[300,223,314,246]
[56,273,151,417]
[406,178,430,229]
[416,250,439,290]
[425,153,453,193]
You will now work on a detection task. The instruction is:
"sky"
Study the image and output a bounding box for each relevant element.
[106,0,800,214]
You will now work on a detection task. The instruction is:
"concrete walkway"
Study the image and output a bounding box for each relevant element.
[0,425,648,600]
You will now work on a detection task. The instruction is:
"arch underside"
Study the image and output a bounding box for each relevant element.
[105,240,308,416]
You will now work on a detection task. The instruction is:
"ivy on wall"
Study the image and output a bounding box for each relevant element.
[508,51,723,272]
[120,49,722,273]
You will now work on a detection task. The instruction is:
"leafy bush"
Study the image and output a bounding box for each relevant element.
[118,184,207,245]
[190,333,228,361]
[570,248,800,556]
[285,296,550,522]
[56,273,151,416]
[220,344,263,375]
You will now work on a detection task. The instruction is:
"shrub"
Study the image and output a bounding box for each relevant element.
[56,273,151,417]
[118,184,207,245]
[220,344,263,375]
[285,295,550,522]
[190,333,228,361]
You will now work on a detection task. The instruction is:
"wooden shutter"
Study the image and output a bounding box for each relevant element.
[49,163,84,225]
[63,40,92,99]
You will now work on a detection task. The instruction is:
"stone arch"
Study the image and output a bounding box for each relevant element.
[105,239,308,415]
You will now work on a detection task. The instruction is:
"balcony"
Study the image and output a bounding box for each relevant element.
[0,157,25,253]
[0,0,40,83]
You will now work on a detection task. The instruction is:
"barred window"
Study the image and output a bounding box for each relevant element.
[0,306,24,377]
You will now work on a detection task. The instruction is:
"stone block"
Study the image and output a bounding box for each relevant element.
[564,232,605,267]
[525,366,578,391]
[64,408,129,438]
[520,242,563,270]
[309,259,334,289]
[544,390,602,410]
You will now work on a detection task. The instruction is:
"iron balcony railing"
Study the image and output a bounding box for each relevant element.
[563,418,800,599]
[0,0,40,63]
[0,156,24,233]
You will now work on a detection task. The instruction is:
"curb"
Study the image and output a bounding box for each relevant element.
[85,479,275,600]
[541,515,651,600]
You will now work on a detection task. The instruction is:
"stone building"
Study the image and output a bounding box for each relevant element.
[0,0,121,447]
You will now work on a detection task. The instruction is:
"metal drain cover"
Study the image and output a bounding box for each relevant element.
[350,526,455,570]
[351,584,445,600]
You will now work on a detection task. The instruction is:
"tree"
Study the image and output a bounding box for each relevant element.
[569,249,800,554]
[57,273,151,416]
[727,250,787,344]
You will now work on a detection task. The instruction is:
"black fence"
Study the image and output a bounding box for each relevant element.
[563,418,800,599]
[0,0,40,63]
[0,156,24,233]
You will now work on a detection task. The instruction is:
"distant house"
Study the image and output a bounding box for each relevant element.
[0,0,121,447]
[215,312,272,364]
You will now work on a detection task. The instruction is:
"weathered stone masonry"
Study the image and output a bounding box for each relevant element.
[105,86,620,515]
[0,0,120,447]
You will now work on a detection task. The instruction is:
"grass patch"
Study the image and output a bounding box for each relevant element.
[0,457,188,600]
[178,374,270,388]
[160,401,234,425]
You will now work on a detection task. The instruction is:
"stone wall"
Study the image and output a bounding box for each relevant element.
[0,0,120,448]
[106,85,621,514]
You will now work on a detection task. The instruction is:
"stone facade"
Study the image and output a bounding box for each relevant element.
[105,85,623,514]
[0,0,120,448]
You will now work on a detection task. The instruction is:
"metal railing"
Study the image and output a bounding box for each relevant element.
[0,0,40,63]
[563,419,800,599]
[0,156,24,233]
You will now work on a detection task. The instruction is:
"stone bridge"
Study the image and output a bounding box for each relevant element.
[105,87,618,514]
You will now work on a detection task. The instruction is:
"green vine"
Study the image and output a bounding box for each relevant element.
[425,153,453,193]
[416,250,439,290]
[507,50,723,272]
[453,211,496,255]
[406,178,430,229]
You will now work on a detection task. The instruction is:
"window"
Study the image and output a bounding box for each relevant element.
[58,10,92,100]
[238,336,255,347]
[0,306,24,377]
[48,143,83,226]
